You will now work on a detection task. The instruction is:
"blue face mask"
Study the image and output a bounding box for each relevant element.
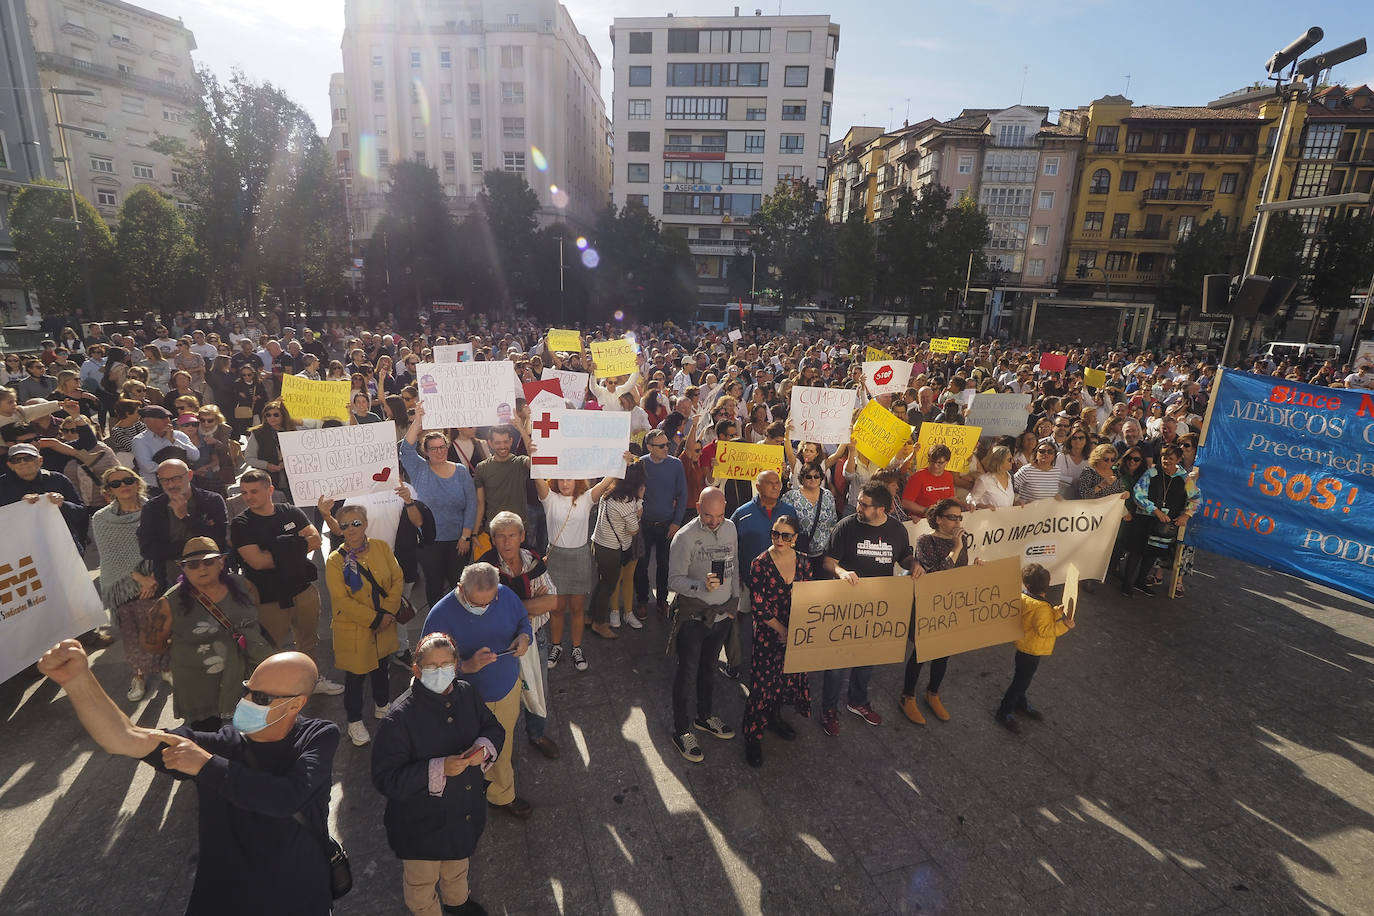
[419,664,456,694]
[232,697,272,734]
[460,593,491,616]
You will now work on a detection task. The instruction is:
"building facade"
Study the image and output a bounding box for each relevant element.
[26,0,197,225]
[337,0,608,247]
[609,12,840,308]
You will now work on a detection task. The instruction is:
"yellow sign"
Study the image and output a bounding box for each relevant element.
[915,421,983,470]
[948,337,971,352]
[784,575,914,673]
[713,440,784,481]
[866,346,893,362]
[851,400,913,467]
[547,328,582,352]
[912,556,1024,662]
[1083,367,1107,388]
[590,338,638,378]
[929,338,949,353]
[280,373,351,421]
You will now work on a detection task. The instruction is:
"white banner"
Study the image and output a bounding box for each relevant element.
[904,494,1128,584]
[790,385,857,445]
[416,361,519,428]
[433,343,473,362]
[964,392,1032,438]
[527,408,630,479]
[0,502,107,682]
[545,369,589,408]
[863,360,913,397]
[280,423,401,505]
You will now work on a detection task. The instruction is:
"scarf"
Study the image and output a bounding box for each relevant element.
[342,543,367,592]
[91,501,152,607]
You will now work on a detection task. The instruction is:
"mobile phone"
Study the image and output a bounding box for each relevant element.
[710,559,726,580]
[493,646,518,657]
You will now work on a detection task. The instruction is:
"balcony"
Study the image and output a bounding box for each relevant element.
[1140,188,1214,205]
[663,144,726,161]
[1092,142,1119,153]
[35,52,196,102]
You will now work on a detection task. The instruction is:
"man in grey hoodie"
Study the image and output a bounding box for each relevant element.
[666,487,738,763]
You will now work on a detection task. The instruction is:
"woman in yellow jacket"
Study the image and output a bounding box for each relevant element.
[994,562,1074,734]
[326,503,403,747]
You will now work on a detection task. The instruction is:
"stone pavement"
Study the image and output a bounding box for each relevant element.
[2,549,1373,915]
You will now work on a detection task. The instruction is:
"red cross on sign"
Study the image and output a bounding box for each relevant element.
[534,412,559,438]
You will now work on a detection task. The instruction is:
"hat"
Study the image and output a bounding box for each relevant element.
[176,413,199,425]
[7,442,40,459]
[681,356,693,366]
[138,405,173,419]
[180,537,224,562]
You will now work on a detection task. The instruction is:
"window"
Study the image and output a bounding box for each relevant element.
[440,49,451,69]
[371,45,383,66]
[374,114,388,136]
[111,25,130,43]
[378,148,390,167]
[1083,211,1104,231]
[132,163,154,179]
[471,153,484,172]
[780,134,804,154]
[1042,156,1059,176]
[90,155,114,173]
[1093,126,1119,152]
[1037,191,1054,210]
[957,155,973,175]
[725,162,762,185]
[467,49,480,70]
[1125,131,1142,152]
[824,67,834,92]
[783,66,809,87]
[500,46,523,68]
[96,188,117,207]
[629,66,651,87]
[626,194,649,208]
[667,62,768,87]
[410,49,421,68]
[1137,253,1158,273]
[412,117,425,138]
[997,123,1027,147]
[502,117,524,139]
[444,152,455,171]
[1077,250,1097,270]
[782,102,806,121]
[627,131,649,152]
[82,121,108,140]
[786,30,812,53]
[777,166,803,181]
[1027,258,1045,277]
[440,84,453,103]
[746,100,766,120]
[1104,251,1130,271]
[628,31,652,53]
[1032,225,1049,246]
[821,101,831,126]
[121,94,144,115]
[500,82,524,104]
[415,151,427,166]
[503,151,525,172]
[470,118,482,138]
[1110,213,1130,238]
[1089,168,1110,193]
[744,132,764,153]
[667,29,699,52]
[468,84,481,105]
[628,99,650,119]
[373,81,385,102]
[1219,172,1238,194]
[1119,170,1137,191]
[819,134,828,154]
[507,13,519,24]
[628,163,649,183]
[127,129,148,147]
[1177,215,1195,239]
[117,59,135,75]
[665,97,727,120]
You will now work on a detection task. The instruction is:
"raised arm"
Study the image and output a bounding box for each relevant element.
[37,640,166,759]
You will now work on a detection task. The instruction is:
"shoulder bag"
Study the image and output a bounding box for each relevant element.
[242,742,351,900]
[342,548,416,625]
[793,496,824,555]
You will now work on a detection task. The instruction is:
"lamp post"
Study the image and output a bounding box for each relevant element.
[554,234,565,325]
[49,88,95,317]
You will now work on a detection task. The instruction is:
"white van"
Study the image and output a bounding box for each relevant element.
[1260,341,1342,363]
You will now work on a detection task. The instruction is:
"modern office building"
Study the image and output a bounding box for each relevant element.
[26,0,198,225]
[608,11,840,309]
[336,0,608,247]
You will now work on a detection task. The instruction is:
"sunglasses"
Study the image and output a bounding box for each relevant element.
[802,473,823,480]
[7,455,38,463]
[105,476,139,488]
[1124,456,1142,463]
[340,519,366,529]
[241,681,298,706]
[770,530,796,540]
[179,555,222,570]
[179,420,200,427]
[941,514,964,522]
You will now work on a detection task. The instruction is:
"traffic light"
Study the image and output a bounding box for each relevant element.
[1075,265,1086,279]
[1201,274,1231,313]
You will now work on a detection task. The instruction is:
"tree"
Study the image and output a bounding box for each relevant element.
[1255,212,1307,282]
[1159,215,1245,320]
[829,219,875,308]
[362,161,460,327]
[1308,212,1374,312]
[7,180,118,318]
[935,192,991,314]
[467,169,541,311]
[116,185,203,314]
[583,202,696,324]
[874,185,986,323]
[749,180,829,316]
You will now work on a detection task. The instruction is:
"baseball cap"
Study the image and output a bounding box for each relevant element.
[7,443,40,459]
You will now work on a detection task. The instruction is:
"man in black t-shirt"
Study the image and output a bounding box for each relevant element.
[821,481,915,737]
[231,469,344,696]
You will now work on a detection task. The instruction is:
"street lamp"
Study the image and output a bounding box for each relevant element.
[554,234,565,325]
[49,88,96,317]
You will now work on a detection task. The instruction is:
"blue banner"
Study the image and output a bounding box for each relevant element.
[1187,369,1374,602]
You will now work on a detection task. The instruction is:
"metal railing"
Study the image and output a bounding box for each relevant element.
[1141,188,1215,203]
[35,52,196,102]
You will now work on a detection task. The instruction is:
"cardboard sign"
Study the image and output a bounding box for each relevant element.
[1083,367,1107,389]
[948,337,971,352]
[727,329,743,342]
[1039,353,1068,372]
[915,422,982,470]
[965,393,1032,438]
[929,338,949,353]
[912,556,1024,662]
[1062,563,1080,621]
[279,423,401,506]
[546,329,582,352]
[790,385,857,445]
[713,440,784,481]
[783,575,914,673]
[523,378,565,411]
[590,338,638,377]
[433,343,474,362]
[280,373,351,422]
[866,346,893,361]
[527,408,630,479]
[851,400,913,467]
[545,368,589,408]
[415,361,519,428]
[863,360,914,397]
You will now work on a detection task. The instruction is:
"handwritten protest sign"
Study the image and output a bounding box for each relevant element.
[727,329,743,342]
[866,346,893,361]
[863,360,913,397]
[1083,367,1107,388]
[1039,352,1068,372]
[546,329,582,352]
[915,422,982,470]
[280,374,351,422]
[590,338,638,377]
[280,423,400,506]
[713,440,784,481]
[965,393,1032,437]
[790,385,856,445]
[433,343,473,362]
[851,400,913,466]
[415,361,519,428]
[523,378,564,411]
[948,337,971,352]
[528,409,630,479]
[929,339,950,353]
[912,556,1023,661]
[784,575,914,673]
[546,369,589,408]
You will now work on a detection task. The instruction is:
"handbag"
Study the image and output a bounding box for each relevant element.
[293,811,353,900]
[1146,477,1181,550]
[233,405,253,419]
[516,638,547,717]
[793,496,824,555]
[347,550,414,625]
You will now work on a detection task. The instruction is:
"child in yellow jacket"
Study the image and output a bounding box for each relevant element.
[994,563,1074,733]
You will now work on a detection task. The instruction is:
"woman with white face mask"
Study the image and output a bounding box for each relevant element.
[372,633,505,916]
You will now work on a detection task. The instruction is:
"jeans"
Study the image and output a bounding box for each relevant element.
[902,654,948,696]
[344,665,390,722]
[590,541,624,624]
[419,539,461,607]
[997,651,1042,718]
[527,501,548,555]
[822,664,873,713]
[635,520,673,606]
[524,623,550,742]
[672,613,732,734]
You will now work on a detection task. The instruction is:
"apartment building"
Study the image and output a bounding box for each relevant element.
[337,0,608,245]
[609,11,840,307]
[27,0,197,224]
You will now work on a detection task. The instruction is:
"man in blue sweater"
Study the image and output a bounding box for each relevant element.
[634,430,687,617]
[423,562,535,819]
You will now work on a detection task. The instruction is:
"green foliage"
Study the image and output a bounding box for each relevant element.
[116,185,203,314]
[1255,212,1307,282]
[829,219,876,307]
[1308,212,1374,310]
[7,180,118,317]
[468,170,541,311]
[874,186,989,318]
[583,203,697,324]
[362,161,460,327]
[1158,215,1245,317]
[748,180,830,314]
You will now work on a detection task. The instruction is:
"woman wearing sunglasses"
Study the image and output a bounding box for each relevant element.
[781,459,838,578]
[92,466,168,701]
[229,366,268,438]
[244,399,297,499]
[142,537,272,732]
[57,416,119,512]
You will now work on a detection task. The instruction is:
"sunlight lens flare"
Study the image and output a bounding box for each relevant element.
[357,134,378,179]
[411,78,430,125]
[580,248,599,268]
[575,237,588,250]
[530,145,548,172]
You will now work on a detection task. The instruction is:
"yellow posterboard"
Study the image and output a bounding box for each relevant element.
[915,421,983,470]
[929,338,949,353]
[851,400,913,467]
[912,556,1024,662]
[713,440,784,481]
[948,337,971,352]
[547,328,582,352]
[866,346,893,362]
[784,575,914,673]
[590,338,638,378]
[280,373,351,421]
[1083,367,1107,389]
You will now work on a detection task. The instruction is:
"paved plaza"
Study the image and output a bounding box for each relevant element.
[2,549,1372,915]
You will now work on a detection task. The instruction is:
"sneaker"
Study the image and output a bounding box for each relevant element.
[846,702,882,727]
[314,676,345,696]
[571,647,588,671]
[899,694,926,725]
[547,645,563,670]
[694,715,735,739]
[347,721,371,746]
[925,692,951,722]
[625,612,643,630]
[1136,583,1158,597]
[609,610,622,628]
[821,709,840,737]
[374,703,390,719]
[161,671,173,688]
[127,676,146,703]
[672,732,704,763]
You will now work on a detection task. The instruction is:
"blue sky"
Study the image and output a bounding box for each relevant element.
[165,0,1373,137]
